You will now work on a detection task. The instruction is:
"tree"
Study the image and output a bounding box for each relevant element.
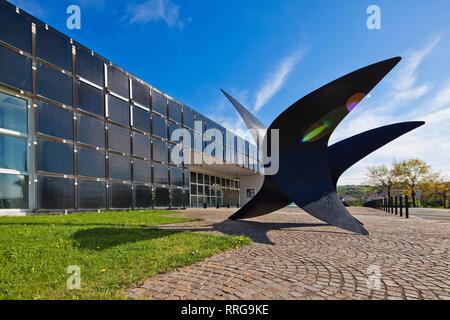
[366,165,396,198]
[393,159,432,208]
[435,180,450,208]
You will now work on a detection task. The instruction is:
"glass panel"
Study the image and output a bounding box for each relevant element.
[77,81,104,117]
[134,185,152,208]
[153,163,169,185]
[152,114,167,139]
[190,184,197,195]
[108,153,131,181]
[0,92,27,133]
[183,190,189,207]
[0,134,26,171]
[109,183,132,208]
[0,174,28,209]
[168,122,181,143]
[77,114,105,147]
[170,167,183,187]
[36,26,72,71]
[107,67,128,98]
[190,196,197,207]
[198,173,204,184]
[132,132,151,159]
[37,63,72,105]
[0,45,32,92]
[132,80,149,107]
[133,158,151,183]
[37,176,74,209]
[184,171,190,187]
[152,139,168,163]
[76,47,104,86]
[154,187,170,207]
[108,124,130,154]
[108,95,129,126]
[78,180,106,209]
[151,91,166,116]
[168,100,182,123]
[0,5,31,52]
[37,139,73,175]
[183,108,194,129]
[190,171,196,183]
[37,101,73,140]
[171,188,183,207]
[77,147,105,178]
[133,106,150,132]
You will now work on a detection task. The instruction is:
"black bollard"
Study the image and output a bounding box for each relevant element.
[395,196,398,215]
[405,195,409,219]
[203,202,207,209]
[399,196,403,217]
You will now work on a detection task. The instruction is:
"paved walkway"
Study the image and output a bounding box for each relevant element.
[128,207,450,300]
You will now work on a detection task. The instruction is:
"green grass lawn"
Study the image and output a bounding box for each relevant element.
[0,210,250,300]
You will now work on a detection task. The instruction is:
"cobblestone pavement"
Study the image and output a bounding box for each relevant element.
[128,207,450,300]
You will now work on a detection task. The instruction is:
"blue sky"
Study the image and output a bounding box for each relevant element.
[10,0,450,184]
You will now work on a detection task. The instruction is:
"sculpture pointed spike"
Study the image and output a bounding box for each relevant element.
[299,192,369,235]
[328,121,426,185]
[221,89,266,143]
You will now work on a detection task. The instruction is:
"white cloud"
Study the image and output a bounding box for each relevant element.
[388,36,440,107]
[126,0,183,28]
[253,49,305,112]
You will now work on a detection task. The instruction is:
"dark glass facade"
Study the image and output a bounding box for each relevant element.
[0,1,259,213]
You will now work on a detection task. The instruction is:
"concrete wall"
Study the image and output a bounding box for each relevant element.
[239,175,264,206]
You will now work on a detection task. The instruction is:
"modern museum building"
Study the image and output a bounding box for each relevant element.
[0,1,261,214]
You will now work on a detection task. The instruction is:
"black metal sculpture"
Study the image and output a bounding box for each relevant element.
[222,57,425,235]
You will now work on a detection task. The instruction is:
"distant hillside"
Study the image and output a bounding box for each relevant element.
[337,185,382,206]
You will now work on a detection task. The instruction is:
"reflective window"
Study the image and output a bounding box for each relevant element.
[36,26,72,71]
[0,5,31,52]
[109,183,132,208]
[108,95,129,126]
[78,180,106,209]
[37,63,72,105]
[37,176,74,209]
[108,124,130,154]
[132,132,151,159]
[134,185,152,208]
[37,101,73,140]
[132,80,149,107]
[183,108,194,129]
[108,153,131,181]
[0,45,32,92]
[77,114,105,147]
[168,100,182,123]
[133,106,150,132]
[0,174,28,209]
[190,172,197,183]
[154,187,170,207]
[77,81,104,117]
[77,147,105,178]
[168,122,181,143]
[133,158,151,183]
[76,47,104,86]
[153,163,169,185]
[107,67,128,98]
[152,139,168,163]
[0,135,27,171]
[37,139,73,175]
[170,167,183,187]
[0,92,27,133]
[152,114,167,139]
[171,188,183,208]
[151,91,166,116]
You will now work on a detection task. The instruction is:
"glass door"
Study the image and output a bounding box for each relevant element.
[0,91,32,212]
